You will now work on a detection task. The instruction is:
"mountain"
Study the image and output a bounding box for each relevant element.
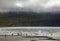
[0,11,60,26]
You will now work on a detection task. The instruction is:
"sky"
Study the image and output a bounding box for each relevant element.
[0,0,60,12]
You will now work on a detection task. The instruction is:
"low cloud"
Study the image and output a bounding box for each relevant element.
[0,0,60,12]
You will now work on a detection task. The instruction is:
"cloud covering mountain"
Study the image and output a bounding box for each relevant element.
[0,0,60,12]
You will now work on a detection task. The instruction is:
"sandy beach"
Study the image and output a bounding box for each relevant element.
[0,36,59,41]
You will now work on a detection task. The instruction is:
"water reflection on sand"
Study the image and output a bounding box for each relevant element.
[0,36,59,41]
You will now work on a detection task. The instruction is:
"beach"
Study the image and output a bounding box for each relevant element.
[0,36,59,41]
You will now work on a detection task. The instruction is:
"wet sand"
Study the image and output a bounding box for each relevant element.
[0,36,59,41]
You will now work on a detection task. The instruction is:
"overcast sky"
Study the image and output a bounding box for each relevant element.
[0,0,60,12]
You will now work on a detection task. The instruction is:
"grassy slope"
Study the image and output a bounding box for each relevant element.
[0,16,48,27]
